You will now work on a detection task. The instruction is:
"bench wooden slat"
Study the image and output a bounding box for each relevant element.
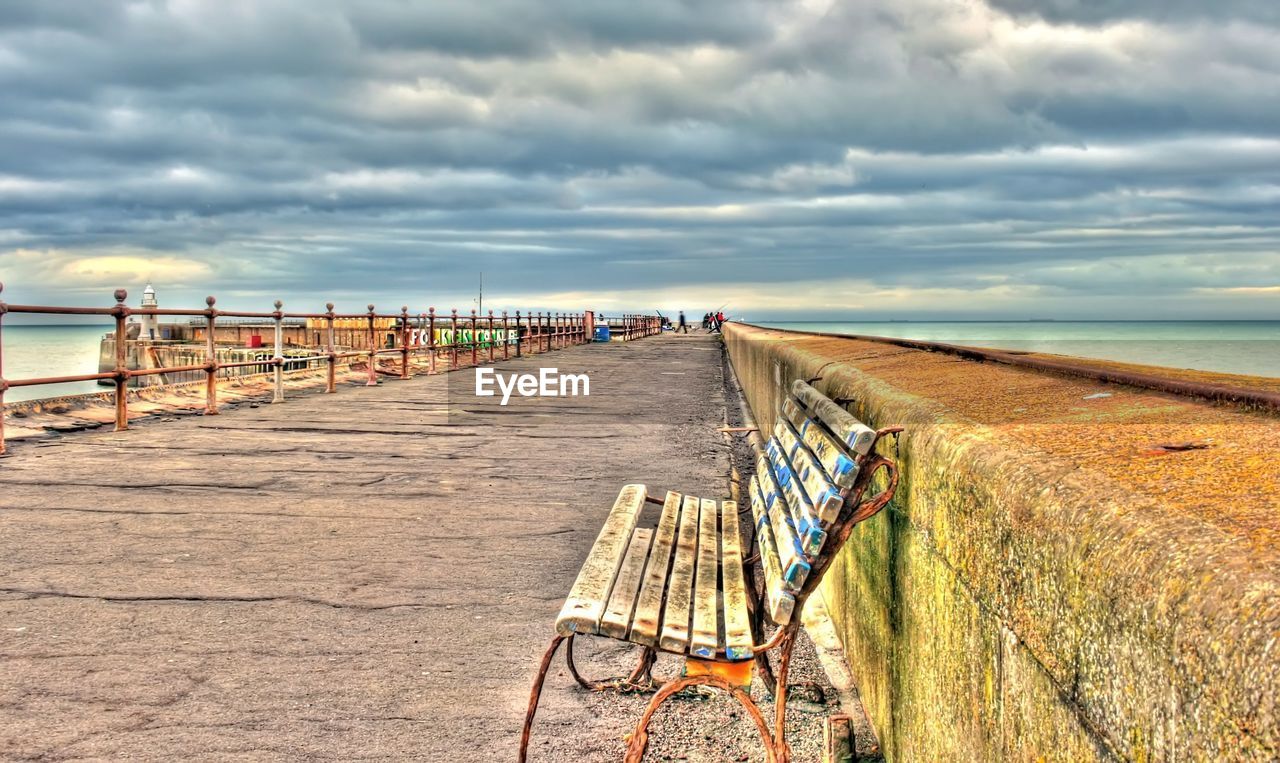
[556,484,647,636]
[719,500,753,660]
[599,527,655,639]
[783,396,859,489]
[757,452,815,585]
[749,478,796,625]
[768,422,831,544]
[689,498,721,659]
[775,417,843,523]
[659,493,702,652]
[629,491,683,646]
[791,380,876,455]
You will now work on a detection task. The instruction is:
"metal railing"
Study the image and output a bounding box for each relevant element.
[604,314,663,341]
[0,282,613,455]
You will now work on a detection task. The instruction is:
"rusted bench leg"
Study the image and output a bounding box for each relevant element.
[742,554,780,696]
[624,646,660,691]
[623,674,776,763]
[772,625,801,763]
[519,634,567,763]
[565,636,660,692]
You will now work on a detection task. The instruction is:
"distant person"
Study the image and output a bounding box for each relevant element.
[677,311,689,334]
[716,310,726,331]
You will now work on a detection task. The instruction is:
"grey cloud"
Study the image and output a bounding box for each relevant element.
[0,0,1278,319]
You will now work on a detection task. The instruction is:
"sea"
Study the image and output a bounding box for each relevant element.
[2,321,1278,404]
[752,321,1280,379]
[3,324,114,403]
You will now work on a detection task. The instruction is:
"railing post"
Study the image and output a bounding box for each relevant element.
[450,309,459,368]
[272,299,285,403]
[469,309,478,366]
[487,310,496,362]
[0,282,7,456]
[515,311,523,358]
[428,307,437,374]
[111,289,130,431]
[325,302,337,393]
[502,310,510,360]
[400,306,411,380]
[365,304,378,386]
[418,311,427,371]
[204,295,218,415]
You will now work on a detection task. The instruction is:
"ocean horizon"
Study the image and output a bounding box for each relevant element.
[2,319,1277,404]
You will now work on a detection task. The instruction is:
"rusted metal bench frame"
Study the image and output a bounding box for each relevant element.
[520,385,901,763]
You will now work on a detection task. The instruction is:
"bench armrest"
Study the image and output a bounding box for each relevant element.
[850,455,899,525]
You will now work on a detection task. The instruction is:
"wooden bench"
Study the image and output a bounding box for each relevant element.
[520,380,901,763]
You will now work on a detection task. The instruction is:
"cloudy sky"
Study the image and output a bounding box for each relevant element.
[0,0,1277,320]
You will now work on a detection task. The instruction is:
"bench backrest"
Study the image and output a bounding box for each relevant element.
[748,380,898,625]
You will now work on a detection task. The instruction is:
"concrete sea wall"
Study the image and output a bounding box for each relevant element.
[723,322,1277,761]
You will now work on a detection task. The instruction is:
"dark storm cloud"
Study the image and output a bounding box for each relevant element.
[0,0,1278,318]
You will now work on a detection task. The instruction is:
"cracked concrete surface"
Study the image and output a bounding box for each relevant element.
[0,334,841,761]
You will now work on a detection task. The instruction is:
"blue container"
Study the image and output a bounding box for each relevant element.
[593,324,611,342]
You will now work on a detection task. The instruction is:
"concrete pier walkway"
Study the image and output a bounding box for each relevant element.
[0,334,839,761]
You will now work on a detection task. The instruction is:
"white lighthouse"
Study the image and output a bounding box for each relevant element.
[138,282,160,341]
